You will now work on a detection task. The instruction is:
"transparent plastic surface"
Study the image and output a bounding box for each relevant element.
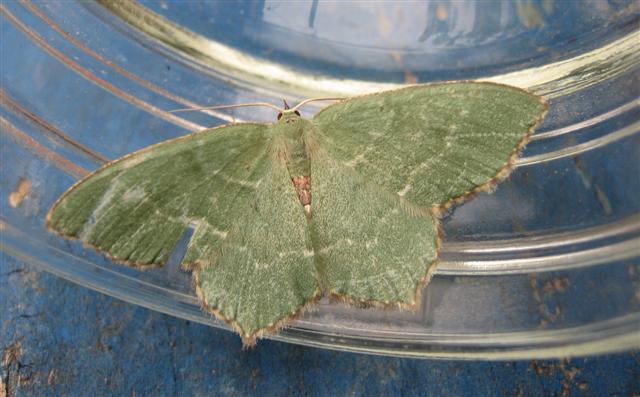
[1,1,639,358]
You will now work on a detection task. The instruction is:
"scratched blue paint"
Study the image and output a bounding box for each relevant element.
[1,253,639,396]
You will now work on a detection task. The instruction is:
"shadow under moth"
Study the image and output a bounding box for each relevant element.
[47,82,547,346]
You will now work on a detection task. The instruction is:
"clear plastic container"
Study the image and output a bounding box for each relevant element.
[2,1,639,358]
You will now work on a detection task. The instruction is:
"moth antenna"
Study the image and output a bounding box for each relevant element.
[169,102,283,113]
[291,97,346,112]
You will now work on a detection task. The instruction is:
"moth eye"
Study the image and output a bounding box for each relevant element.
[294,110,301,116]
[277,113,283,120]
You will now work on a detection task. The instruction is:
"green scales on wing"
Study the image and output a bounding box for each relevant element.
[48,82,547,345]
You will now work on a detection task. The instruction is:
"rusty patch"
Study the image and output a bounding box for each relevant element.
[436,4,449,20]
[47,369,58,386]
[530,359,582,397]
[2,340,26,397]
[9,179,31,208]
[404,70,418,84]
[543,277,570,295]
[2,342,22,368]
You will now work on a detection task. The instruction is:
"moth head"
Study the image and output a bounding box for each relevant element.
[277,110,301,120]
[277,100,301,121]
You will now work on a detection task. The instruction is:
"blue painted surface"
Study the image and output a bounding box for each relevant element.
[2,0,640,357]
[2,2,640,394]
[1,253,639,396]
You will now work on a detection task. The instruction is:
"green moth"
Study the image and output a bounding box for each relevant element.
[47,82,547,345]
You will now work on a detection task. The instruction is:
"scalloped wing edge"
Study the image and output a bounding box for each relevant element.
[321,86,548,313]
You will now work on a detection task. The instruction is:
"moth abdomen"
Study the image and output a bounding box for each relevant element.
[292,175,312,214]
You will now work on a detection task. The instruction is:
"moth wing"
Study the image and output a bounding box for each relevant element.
[195,138,317,344]
[48,123,271,266]
[313,82,546,208]
[310,148,438,305]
